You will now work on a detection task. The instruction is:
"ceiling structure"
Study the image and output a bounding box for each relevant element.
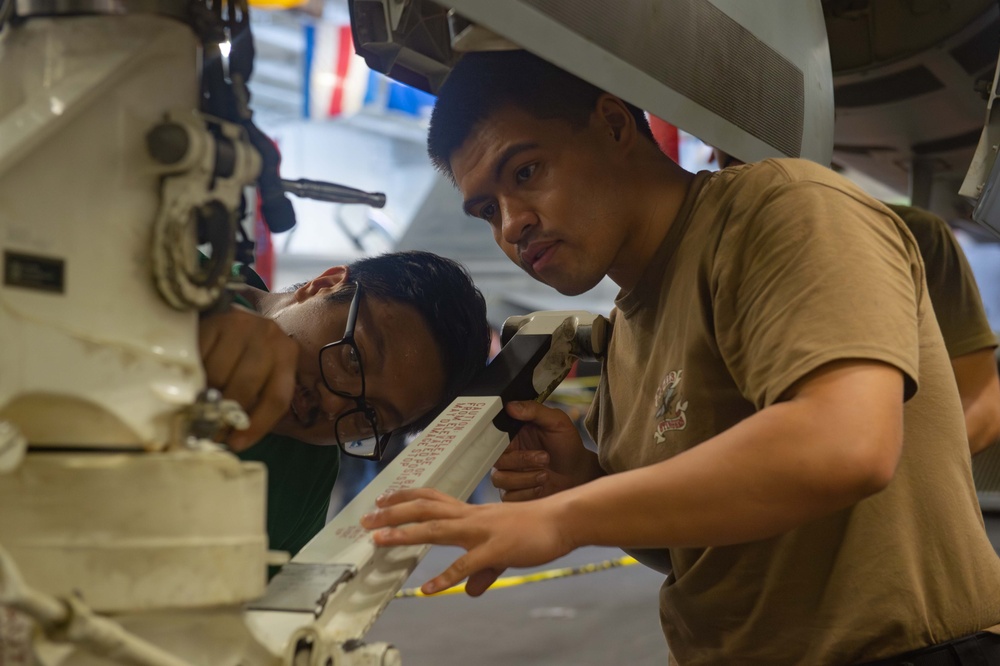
[252,0,1000,322]
[825,0,998,230]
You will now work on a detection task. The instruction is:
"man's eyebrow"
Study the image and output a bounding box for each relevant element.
[493,142,539,181]
[461,141,540,216]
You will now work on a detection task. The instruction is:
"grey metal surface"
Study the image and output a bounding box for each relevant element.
[521,0,804,158]
[349,0,834,165]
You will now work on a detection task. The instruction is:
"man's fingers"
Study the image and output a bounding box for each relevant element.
[362,491,461,534]
[506,400,572,429]
[230,365,296,451]
[214,349,281,451]
[492,451,549,502]
[374,487,449,507]
[498,487,543,502]
[218,351,272,410]
[364,505,461,537]
[494,449,549,471]
[368,518,466,548]
[491,468,547,493]
[198,309,300,452]
[199,310,261,391]
[227,327,296,411]
[465,567,505,597]
[200,338,245,397]
[422,552,493,596]
[363,497,487,556]
[198,318,223,359]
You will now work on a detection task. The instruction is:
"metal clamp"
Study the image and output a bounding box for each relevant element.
[147,110,261,311]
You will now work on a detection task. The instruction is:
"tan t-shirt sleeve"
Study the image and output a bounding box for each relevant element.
[888,204,998,358]
[713,180,922,409]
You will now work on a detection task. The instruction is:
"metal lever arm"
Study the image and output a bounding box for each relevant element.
[282,179,387,208]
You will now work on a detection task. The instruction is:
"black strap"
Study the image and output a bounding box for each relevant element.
[860,632,1000,666]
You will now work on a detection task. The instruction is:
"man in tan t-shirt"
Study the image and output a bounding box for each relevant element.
[714,149,1000,460]
[360,50,1000,664]
[888,204,1000,499]
[886,204,1000,456]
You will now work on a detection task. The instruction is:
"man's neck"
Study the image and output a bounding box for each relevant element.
[233,283,273,313]
[607,154,697,292]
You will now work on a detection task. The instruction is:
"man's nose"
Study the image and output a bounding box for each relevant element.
[500,199,537,246]
[316,382,355,417]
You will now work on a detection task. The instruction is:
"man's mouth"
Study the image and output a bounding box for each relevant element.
[521,240,558,273]
[290,384,321,428]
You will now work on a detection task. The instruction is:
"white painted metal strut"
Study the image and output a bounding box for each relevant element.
[245,311,608,666]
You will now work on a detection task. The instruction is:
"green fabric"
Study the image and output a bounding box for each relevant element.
[231,261,269,291]
[232,291,256,310]
[237,435,340,557]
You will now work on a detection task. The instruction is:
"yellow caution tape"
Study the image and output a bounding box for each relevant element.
[248,0,307,9]
[395,555,638,599]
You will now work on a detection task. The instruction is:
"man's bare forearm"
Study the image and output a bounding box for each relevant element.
[952,349,1000,456]
[550,361,904,550]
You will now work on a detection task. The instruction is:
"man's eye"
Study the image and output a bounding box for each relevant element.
[353,409,377,435]
[346,346,362,375]
[480,202,498,223]
[515,163,536,184]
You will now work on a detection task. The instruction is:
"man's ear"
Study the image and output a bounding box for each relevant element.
[594,94,636,151]
[293,265,350,302]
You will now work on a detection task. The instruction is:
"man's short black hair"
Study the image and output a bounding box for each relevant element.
[327,251,491,434]
[428,49,654,181]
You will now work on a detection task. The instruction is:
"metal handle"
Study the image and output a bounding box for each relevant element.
[282,179,386,208]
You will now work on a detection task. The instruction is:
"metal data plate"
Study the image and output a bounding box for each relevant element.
[246,563,355,613]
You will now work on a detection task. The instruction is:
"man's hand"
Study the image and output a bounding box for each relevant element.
[199,307,298,451]
[491,401,604,502]
[361,488,573,596]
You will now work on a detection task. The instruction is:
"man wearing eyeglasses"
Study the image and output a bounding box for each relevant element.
[199,250,491,557]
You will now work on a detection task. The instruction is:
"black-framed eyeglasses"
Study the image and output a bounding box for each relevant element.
[318,281,392,461]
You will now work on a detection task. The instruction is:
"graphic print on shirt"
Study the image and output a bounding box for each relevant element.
[653,369,688,443]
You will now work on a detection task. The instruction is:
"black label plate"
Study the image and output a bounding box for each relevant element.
[3,251,65,293]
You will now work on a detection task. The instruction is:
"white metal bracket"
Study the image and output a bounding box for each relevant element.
[246,311,609,666]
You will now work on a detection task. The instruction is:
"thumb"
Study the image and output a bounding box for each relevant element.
[506,400,569,429]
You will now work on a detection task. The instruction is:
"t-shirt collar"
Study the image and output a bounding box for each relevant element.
[615,170,714,317]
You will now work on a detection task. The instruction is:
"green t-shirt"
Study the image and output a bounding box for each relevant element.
[237,433,339,556]
[227,264,341,558]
